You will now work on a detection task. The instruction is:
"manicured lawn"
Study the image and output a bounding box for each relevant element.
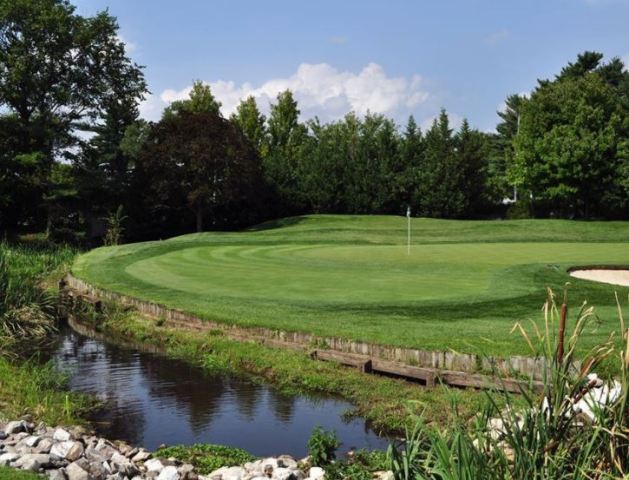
[73,215,629,357]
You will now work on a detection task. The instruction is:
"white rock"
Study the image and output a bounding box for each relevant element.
[208,466,245,480]
[272,467,295,479]
[308,466,325,479]
[51,440,74,459]
[66,442,84,462]
[14,453,51,469]
[131,449,151,462]
[262,458,278,470]
[277,455,298,469]
[4,420,27,435]
[0,452,20,466]
[157,465,180,480]
[18,457,41,471]
[53,428,72,442]
[23,435,41,447]
[66,461,89,480]
[145,457,165,472]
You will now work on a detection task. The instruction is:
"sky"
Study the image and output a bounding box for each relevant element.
[74,0,629,132]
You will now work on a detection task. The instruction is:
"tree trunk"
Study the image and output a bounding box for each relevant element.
[196,207,204,232]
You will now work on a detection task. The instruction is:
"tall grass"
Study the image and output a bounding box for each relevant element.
[388,289,629,479]
[0,241,90,424]
[0,241,75,352]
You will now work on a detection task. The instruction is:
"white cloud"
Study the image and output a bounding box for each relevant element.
[141,62,431,123]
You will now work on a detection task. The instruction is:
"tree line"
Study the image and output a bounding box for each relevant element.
[1,0,627,244]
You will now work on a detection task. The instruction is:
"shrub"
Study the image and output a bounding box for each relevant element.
[307,426,340,467]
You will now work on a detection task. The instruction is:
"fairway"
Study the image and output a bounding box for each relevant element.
[74,216,629,357]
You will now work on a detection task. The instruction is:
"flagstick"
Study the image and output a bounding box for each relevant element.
[407,206,411,255]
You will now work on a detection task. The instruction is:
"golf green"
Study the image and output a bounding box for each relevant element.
[73,215,629,357]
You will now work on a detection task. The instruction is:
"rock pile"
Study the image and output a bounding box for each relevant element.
[206,455,322,479]
[0,419,329,480]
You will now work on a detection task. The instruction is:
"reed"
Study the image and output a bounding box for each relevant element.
[389,288,629,479]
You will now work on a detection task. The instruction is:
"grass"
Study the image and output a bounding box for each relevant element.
[0,241,91,426]
[0,357,92,426]
[0,467,41,479]
[73,215,629,357]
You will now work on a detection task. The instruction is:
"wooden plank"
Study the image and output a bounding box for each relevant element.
[440,370,543,393]
[312,349,373,371]
[371,359,437,387]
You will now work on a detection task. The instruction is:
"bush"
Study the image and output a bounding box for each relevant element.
[307,426,340,467]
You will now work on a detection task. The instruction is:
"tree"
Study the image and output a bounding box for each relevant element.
[418,110,464,218]
[230,96,267,155]
[265,90,307,210]
[399,115,425,211]
[513,53,629,218]
[0,0,146,231]
[162,80,222,119]
[140,111,264,233]
[455,119,491,215]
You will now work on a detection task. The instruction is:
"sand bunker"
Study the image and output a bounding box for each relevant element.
[569,269,629,287]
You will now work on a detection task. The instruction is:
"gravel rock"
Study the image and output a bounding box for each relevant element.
[53,429,72,442]
[157,465,180,480]
[65,461,89,480]
[4,421,28,435]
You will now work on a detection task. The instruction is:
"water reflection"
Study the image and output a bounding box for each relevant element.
[52,328,388,456]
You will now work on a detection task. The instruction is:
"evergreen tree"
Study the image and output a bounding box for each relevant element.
[419,110,464,218]
[265,90,307,210]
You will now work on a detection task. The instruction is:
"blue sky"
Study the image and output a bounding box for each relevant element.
[75,0,629,132]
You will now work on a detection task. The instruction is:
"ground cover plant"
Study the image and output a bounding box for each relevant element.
[73,215,629,357]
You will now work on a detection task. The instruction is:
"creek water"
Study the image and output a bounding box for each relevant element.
[49,324,388,457]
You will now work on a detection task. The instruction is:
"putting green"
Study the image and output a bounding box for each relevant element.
[74,215,629,356]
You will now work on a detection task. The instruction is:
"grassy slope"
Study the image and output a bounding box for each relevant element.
[73,215,629,357]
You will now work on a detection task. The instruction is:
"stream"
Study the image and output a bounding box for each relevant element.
[49,322,389,457]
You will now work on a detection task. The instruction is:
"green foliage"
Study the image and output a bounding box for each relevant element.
[103,206,127,246]
[388,290,629,479]
[0,241,74,351]
[230,96,267,154]
[162,80,222,120]
[307,426,340,466]
[138,109,265,232]
[155,444,255,474]
[0,241,91,426]
[0,0,146,232]
[326,450,389,480]
[0,358,93,426]
[512,52,628,218]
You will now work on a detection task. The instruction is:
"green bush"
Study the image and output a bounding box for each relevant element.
[307,426,340,467]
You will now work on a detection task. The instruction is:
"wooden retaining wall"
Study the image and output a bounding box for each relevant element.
[63,273,550,389]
